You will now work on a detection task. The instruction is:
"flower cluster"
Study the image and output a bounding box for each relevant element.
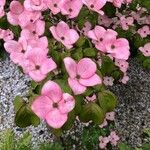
[0,0,149,143]
[99,131,120,149]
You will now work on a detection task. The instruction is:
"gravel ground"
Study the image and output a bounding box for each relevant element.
[111,58,150,148]
[0,58,150,149]
[0,58,55,148]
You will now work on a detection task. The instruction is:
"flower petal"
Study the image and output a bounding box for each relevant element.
[68,78,86,95]
[46,109,68,128]
[41,81,62,102]
[64,57,77,78]
[77,58,96,78]
[31,95,53,119]
[59,93,75,114]
[41,58,57,75]
[79,74,102,86]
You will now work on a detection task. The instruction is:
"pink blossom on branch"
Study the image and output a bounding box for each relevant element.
[50,21,79,49]
[31,81,75,128]
[64,57,102,95]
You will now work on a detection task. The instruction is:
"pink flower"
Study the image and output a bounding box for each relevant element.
[21,19,45,39]
[61,0,83,18]
[99,136,109,149]
[103,76,114,86]
[18,10,41,28]
[82,21,92,36]
[121,74,129,84]
[106,38,130,60]
[120,16,134,30]
[137,26,150,38]
[50,21,79,49]
[0,0,5,18]
[0,29,14,41]
[24,0,46,11]
[98,15,113,27]
[106,112,115,121]
[115,59,129,73]
[86,94,96,102]
[112,0,124,8]
[31,81,75,128]
[7,1,24,26]
[99,119,108,128]
[88,26,118,52]
[64,57,102,95]
[139,43,150,57]
[22,48,57,82]
[108,131,120,146]
[46,0,62,15]
[82,0,106,15]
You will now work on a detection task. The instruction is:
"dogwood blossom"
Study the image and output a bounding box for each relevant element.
[64,57,102,95]
[50,21,79,49]
[31,81,75,128]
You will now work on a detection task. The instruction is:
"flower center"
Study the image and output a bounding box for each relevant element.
[35,65,40,70]
[21,50,25,53]
[111,45,115,49]
[76,75,80,79]
[69,8,73,12]
[99,38,103,42]
[61,36,65,40]
[90,4,94,8]
[53,3,57,7]
[53,103,58,108]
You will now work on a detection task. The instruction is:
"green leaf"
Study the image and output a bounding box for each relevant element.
[39,143,63,150]
[16,132,32,150]
[74,95,83,115]
[62,110,76,130]
[71,47,83,61]
[55,79,72,94]
[83,48,96,57]
[100,55,117,76]
[118,143,133,150]
[142,144,150,150]
[15,105,40,128]
[79,103,105,124]
[143,58,150,69]
[98,90,117,112]
[13,96,25,113]
[0,129,14,150]
[143,128,150,137]
[76,36,86,47]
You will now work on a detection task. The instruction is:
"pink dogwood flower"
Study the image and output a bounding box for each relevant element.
[115,59,129,73]
[137,25,150,38]
[88,26,118,52]
[0,0,5,18]
[82,0,106,15]
[61,0,83,18]
[24,0,46,11]
[64,57,102,95]
[103,76,114,86]
[121,74,129,84]
[31,81,75,128]
[106,112,115,121]
[99,136,109,149]
[50,21,79,49]
[99,119,108,128]
[7,0,24,25]
[120,16,134,30]
[22,48,57,82]
[46,0,62,15]
[108,131,120,146]
[0,29,14,41]
[139,43,150,57]
[106,38,130,60]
